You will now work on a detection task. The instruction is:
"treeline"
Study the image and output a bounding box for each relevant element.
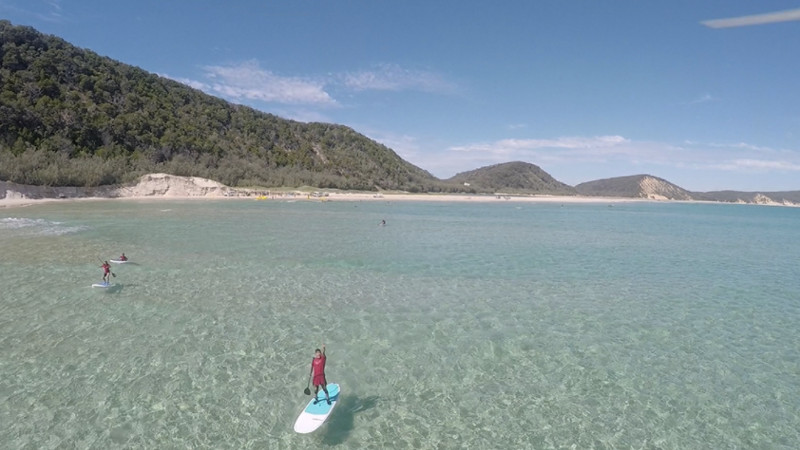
[0,21,463,192]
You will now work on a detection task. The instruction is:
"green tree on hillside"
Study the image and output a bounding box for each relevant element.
[0,21,458,191]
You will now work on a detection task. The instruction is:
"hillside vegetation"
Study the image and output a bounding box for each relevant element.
[448,161,577,195]
[0,21,453,192]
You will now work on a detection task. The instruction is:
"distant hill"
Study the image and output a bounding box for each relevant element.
[575,175,694,200]
[0,21,454,192]
[447,161,577,195]
[575,175,800,206]
[694,190,800,206]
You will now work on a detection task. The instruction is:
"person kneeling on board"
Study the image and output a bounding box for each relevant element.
[309,344,330,405]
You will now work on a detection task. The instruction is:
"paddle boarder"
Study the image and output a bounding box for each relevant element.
[309,344,330,405]
[118,253,128,261]
[101,260,111,283]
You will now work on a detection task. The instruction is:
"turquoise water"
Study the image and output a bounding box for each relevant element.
[1,199,799,449]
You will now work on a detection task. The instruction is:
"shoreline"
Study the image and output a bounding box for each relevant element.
[0,191,652,209]
[0,173,655,209]
[1,173,791,209]
[324,191,648,204]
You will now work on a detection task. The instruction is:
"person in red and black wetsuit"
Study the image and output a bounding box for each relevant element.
[101,261,111,283]
[309,344,330,405]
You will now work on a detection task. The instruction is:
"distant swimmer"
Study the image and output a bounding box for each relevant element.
[380,219,386,226]
[119,253,128,261]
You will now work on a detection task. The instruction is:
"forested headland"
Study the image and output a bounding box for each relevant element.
[0,21,458,192]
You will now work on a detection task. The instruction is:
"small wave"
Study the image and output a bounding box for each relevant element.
[0,218,49,229]
[0,217,89,235]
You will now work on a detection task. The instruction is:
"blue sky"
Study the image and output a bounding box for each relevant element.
[3,1,800,191]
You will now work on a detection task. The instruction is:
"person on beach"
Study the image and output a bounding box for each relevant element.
[309,344,330,405]
[101,261,111,283]
[119,253,128,261]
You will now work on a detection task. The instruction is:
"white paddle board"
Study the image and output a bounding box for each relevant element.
[109,259,128,264]
[294,383,340,434]
[92,282,112,288]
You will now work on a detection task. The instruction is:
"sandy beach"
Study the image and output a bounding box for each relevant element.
[0,173,648,209]
[323,191,641,204]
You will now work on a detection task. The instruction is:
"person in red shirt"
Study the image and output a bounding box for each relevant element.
[309,344,330,405]
[101,261,111,283]
[119,253,128,261]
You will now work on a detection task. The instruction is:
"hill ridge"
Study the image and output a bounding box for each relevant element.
[447,161,576,195]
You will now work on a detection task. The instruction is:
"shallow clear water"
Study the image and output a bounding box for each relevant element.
[1,199,799,448]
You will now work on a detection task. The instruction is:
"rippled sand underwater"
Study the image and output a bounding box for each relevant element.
[1,200,799,448]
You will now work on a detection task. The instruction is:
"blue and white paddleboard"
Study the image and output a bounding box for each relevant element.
[293,383,340,434]
[92,282,112,288]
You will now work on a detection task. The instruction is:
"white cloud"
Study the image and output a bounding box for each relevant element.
[169,76,208,91]
[200,60,336,106]
[718,159,800,172]
[1,0,64,23]
[702,8,800,28]
[40,0,63,21]
[688,93,714,105]
[171,61,458,108]
[707,141,773,152]
[362,131,800,188]
[428,135,642,176]
[450,135,630,155]
[435,135,800,178]
[342,63,456,94]
[272,108,332,124]
[361,129,425,162]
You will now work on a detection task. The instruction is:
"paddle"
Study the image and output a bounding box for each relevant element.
[304,373,312,395]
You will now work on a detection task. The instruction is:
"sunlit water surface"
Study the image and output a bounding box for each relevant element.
[1,199,798,448]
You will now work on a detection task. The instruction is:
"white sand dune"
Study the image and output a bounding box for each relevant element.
[0,173,231,207]
[118,173,231,198]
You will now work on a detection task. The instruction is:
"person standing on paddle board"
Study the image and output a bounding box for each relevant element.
[309,344,330,405]
[101,261,111,283]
